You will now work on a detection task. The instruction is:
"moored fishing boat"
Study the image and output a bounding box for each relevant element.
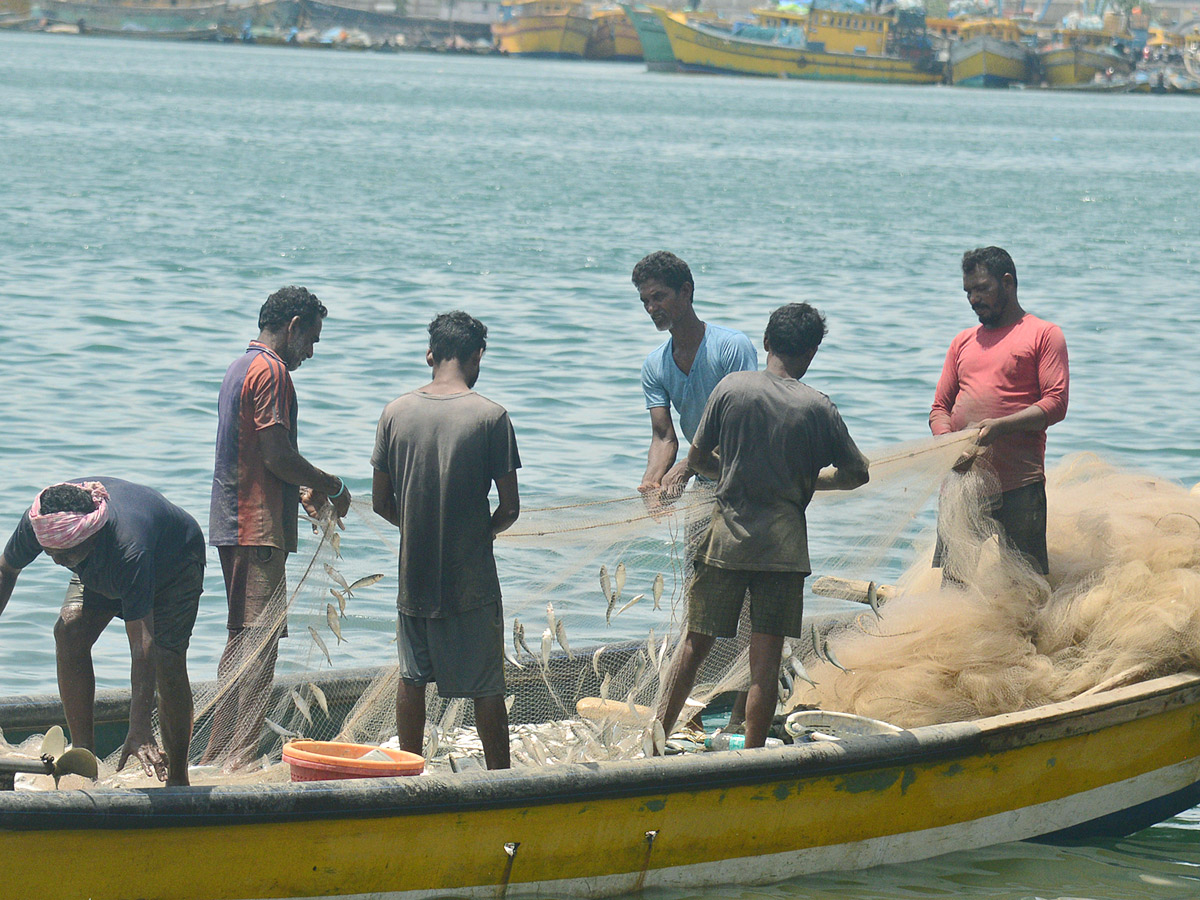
[5,634,1200,899]
[491,0,591,58]
[585,5,642,60]
[949,18,1032,87]
[619,2,675,69]
[27,0,226,38]
[653,3,943,84]
[1036,27,1134,86]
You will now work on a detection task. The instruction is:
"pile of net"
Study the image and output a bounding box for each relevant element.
[11,435,1200,787]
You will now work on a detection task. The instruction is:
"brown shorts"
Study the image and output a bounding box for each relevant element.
[63,557,204,655]
[397,602,505,699]
[688,561,806,638]
[218,545,288,637]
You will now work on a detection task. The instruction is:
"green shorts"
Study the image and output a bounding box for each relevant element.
[397,601,505,699]
[688,561,806,638]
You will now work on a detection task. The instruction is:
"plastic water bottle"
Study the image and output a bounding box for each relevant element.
[704,733,784,751]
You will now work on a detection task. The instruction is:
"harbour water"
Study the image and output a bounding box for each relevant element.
[3,31,1200,897]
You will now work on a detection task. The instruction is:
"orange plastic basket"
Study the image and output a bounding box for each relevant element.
[282,740,425,782]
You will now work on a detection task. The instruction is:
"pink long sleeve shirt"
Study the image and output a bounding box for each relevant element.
[930,313,1069,493]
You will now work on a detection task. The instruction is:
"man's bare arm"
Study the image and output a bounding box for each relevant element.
[975,405,1048,446]
[491,470,520,537]
[0,556,19,619]
[641,406,680,491]
[816,446,870,491]
[686,442,720,482]
[372,468,400,528]
[259,424,351,519]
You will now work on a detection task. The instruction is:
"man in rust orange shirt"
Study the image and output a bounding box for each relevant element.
[930,247,1069,577]
[203,286,351,766]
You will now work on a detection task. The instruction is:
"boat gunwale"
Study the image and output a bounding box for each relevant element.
[3,670,1198,831]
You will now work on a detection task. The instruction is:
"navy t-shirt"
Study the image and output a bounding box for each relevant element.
[2,478,205,621]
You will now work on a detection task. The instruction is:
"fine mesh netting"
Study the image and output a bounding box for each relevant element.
[8,437,1200,788]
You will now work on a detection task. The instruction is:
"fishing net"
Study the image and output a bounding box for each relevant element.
[11,435,1200,788]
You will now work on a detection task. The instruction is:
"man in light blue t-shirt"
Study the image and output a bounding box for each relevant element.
[634,251,758,501]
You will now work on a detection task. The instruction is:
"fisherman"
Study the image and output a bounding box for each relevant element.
[657,303,870,748]
[372,311,520,770]
[930,247,1069,579]
[633,250,758,729]
[634,250,757,502]
[0,479,205,786]
[203,286,351,766]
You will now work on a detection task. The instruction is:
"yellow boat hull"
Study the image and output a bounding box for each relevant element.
[586,9,643,60]
[1039,46,1133,86]
[492,9,591,58]
[950,36,1031,87]
[5,672,1200,899]
[655,8,941,84]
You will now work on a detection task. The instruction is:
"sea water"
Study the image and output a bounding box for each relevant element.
[3,31,1200,898]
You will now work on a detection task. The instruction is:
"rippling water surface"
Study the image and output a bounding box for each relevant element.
[3,31,1200,897]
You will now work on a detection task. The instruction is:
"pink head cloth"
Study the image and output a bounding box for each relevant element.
[29,482,110,550]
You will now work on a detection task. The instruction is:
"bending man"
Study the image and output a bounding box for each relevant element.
[0,479,205,786]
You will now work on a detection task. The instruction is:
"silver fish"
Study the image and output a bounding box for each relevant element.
[555,618,572,659]
[324,563,350,593]
[327,603,345,644]
[330,588,346,617]
[641,726,655,759]
[606,590,617,627]
[330,532,342,559]
[615,562,627,600]
[592,645,604,678]
[866,581,882,620]
[308,682,329,716]
[348,573,385,595]
[823,638,852,674]
[521,733,547,767]
[546,601,556,636]
[503,645,525,670]
[653,720,666,756]
[514,619,533,660]
[646,628,658,671]
[599,672,611,700]
[789,655,818,687]
[652,573,664,610]
[308,626,333,667]
[290,688,313,725]
[540,628,553,672]
[504,695,515,713]
[616,593,645,617]
[426,726,439,758]
[600,565,611,602]
[264,717,299,739]
[811,624,828,665]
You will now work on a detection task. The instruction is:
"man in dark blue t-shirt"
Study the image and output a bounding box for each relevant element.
[0,478,205,786]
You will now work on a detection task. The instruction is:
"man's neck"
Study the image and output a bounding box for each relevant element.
[256,329,287,358]
[669,311,706,350]
[986,301,1026,330]
[421,363,471,395]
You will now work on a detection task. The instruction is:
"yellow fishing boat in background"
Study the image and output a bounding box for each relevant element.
[949,18,1033,88]
[492,0,592,58]
[585,6,643,60]
[1037,26,1134,86]
[653,4,942,84]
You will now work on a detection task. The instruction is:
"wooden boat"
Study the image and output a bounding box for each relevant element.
[585,6,642,61]
[619,2,675,70]
[27,0,226,38]
[491,0,591,58]
[5,631,1200,900]
[949,18,1032,88]
[1037,28,1134,87]
[652,5,942,85]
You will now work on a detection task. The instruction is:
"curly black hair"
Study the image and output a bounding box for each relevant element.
[631,251,694,293]
[765,303,827,358]
[428,311,488,364]
[38,483,96,515]
[258,286,328,332]
[962,247,1017,289]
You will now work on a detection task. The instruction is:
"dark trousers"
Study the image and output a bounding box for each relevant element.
[933,479,1049,579]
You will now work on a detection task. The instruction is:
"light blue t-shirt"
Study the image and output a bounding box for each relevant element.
[641,323,758,443]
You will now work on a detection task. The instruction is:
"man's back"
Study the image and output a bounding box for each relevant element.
[372,390,520,619]
[693,370,861,574]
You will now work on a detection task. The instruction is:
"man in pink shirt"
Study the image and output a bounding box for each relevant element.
[930,247,1069,576]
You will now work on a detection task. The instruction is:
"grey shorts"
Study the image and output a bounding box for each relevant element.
[933,480,1049,576]
[64,557,204,655]
[397,601,505,699]
[687,561,806,638]
[218,545,288,637]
